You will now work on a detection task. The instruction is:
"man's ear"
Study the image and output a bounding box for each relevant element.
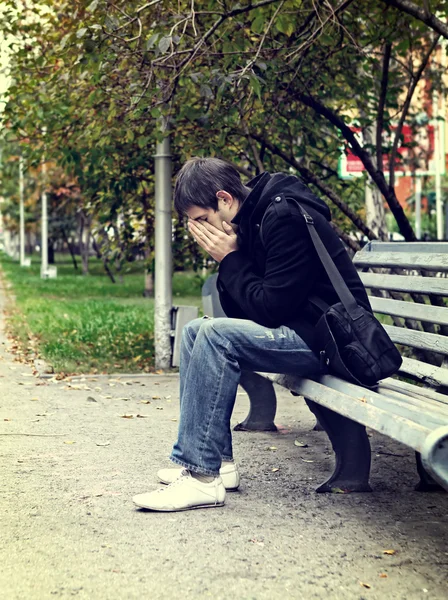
[216,190,234,206]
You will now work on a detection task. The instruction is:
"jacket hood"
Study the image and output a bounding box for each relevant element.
[234,172,331,225]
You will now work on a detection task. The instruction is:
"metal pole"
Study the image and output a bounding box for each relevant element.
[19,156,25,266]
[154,133,173,370]
[415,177,422,240]
[41,131,48,278]
[433,91,444,240]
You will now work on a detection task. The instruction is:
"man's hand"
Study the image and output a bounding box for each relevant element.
[188,220,238,263]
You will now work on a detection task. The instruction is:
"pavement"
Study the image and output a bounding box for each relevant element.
[0,287,448,600]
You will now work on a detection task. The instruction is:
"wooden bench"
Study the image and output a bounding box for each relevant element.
[202,241,448,493]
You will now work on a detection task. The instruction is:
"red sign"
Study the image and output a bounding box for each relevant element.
[339,123,437,178]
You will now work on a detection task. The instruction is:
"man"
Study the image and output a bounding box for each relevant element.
[133,157,370,512]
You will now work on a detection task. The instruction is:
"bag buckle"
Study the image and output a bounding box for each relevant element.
[304,214,314,224]
[320,350,329,371]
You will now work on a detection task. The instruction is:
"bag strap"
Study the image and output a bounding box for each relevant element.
[262,194,363,321]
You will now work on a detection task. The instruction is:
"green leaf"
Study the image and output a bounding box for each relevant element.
[275,15,295,37]
[137,136,149,148]
[249,73,261,99]
[86,0,99,12]
[76,28,88,39]
[158,36,171,54]
[251,15,265,34]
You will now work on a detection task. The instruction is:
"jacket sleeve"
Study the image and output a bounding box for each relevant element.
[216,207,320,328]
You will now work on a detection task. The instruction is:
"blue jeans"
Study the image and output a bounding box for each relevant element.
[170,317,321,476]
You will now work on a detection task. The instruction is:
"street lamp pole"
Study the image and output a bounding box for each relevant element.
[154,131,173,370]
[41,128,49,278]
[19,156,25,265]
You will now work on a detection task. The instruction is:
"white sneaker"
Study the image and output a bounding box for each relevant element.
[133,470,226,512]
[157,462,240,491]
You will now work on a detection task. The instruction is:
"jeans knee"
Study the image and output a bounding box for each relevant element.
[182,317,209,344]
[200,317,229,339]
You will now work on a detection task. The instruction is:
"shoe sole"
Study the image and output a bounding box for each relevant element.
[133,501,225,512]
[158,477,239,492]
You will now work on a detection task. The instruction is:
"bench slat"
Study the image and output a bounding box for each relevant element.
[398,356,448,388]
[312,374,448,427]
[354,252,448,271]
[261,373,431,451]
[360,272,448,296]
[364,241,448,254]
[369,296,448,326]
[378,378,448,408]
[383,324,448,355]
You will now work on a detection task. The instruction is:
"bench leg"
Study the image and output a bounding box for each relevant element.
[415,452,445,492]
[234,371,277,432]
[305,399,372,493]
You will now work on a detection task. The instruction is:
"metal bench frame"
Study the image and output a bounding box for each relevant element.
[202,242,448,493]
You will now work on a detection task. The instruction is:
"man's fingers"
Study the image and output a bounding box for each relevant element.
[189,223,210,250]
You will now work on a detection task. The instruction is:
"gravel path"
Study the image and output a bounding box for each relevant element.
[0,289,447,599]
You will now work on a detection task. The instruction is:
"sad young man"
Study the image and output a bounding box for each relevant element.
[133,157,369,512]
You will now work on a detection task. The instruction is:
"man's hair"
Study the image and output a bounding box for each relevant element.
[174,157,248,217]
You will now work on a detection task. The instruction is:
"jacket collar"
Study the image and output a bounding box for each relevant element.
[232,172,271,226]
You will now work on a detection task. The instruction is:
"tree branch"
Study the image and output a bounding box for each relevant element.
[379,0,448,39]
[293,90,416,240]
[376,42,392,172]
[249,131,378,240]
[388,34,439,188]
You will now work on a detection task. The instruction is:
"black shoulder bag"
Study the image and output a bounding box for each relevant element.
[263,198,403,387]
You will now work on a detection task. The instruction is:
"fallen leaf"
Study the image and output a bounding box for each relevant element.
[64,441,75,444]
[156,407,164,410]
[383,550,396,555]
[379,573,388,578]
[4,418,11,421]
[360,582,371,589]
[118,397,130,401]
[271,468,280,472]
[120,414,134,419]
[31,397,39,401]
[96,442,111,447]
[152,395,161,400]
[136,414,148,418]
[294,440,308,447]
[267,446,277,451]
[171,418,177,422]
[301,459,314,463]
[140,400,151,404]
[331,487,350,494]
[87,396,97,402]
[165,395,172,399]
[249,539,264,546]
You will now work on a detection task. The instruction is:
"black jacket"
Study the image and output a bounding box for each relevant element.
[217,172,371,353]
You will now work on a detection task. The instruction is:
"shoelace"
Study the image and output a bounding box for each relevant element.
[154,469,190,493]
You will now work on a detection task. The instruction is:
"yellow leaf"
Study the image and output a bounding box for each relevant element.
[152,395,161,400]
[64,441,75,444]
[120,414,134,419]
[272,468,280,472]
[268,446,277,451]
[140,400,151,404]
[383,549,396,555]
[379,573,388,578]
[360,582,371,589]
[294,440,308,447]
[133,355,142,362]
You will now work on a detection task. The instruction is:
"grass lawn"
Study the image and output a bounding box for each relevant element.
[0,253,204,374]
